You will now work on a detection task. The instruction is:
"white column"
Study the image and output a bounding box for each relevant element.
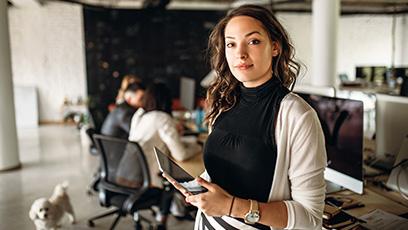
[0,0,20,171]
[397,15,408,65]
[312,0,340,87]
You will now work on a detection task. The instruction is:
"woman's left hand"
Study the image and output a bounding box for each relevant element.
[186,177,233,217]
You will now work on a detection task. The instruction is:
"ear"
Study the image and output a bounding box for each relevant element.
[29,207,37,220]
[271,41,280,57]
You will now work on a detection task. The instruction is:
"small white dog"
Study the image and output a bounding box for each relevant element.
[29,182,76,230]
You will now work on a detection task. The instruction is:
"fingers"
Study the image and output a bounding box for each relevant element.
[185,193,200,205]
[162,173,191,197]
[196,177,214,191]
[162,172,176,184]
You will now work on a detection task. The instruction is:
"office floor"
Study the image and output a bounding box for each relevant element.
[0,125,194,230]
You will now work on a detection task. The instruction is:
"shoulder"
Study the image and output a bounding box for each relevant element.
[132,108,145,118]
[142,110,173,124]
[116,103,136,116]
[280,92,315,117]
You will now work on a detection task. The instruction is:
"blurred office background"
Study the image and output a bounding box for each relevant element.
[1,0,408,229]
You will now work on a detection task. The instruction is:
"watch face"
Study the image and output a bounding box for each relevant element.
[245,211,260,224]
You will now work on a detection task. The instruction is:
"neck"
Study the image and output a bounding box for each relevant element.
[242,76,273,88]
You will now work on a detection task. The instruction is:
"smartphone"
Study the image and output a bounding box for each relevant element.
[153,147,207,194]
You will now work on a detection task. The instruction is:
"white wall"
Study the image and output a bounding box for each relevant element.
[278,13,408,84]
[6,3,407,122]
[8,1,86,122]
[277,13,312,84]
[397,16,408,65]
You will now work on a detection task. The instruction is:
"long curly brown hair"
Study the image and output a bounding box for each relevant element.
[205,4,300,126]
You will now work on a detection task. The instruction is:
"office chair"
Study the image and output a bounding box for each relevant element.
[85,127,101,195]
[88,134,166,230]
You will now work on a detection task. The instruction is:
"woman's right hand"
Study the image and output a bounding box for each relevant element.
[162,172,192,197]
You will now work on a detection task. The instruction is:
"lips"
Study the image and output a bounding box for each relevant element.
[235,63,253,70]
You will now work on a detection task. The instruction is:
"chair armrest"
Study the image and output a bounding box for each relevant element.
[122,187,149,213]
[99,181,139,195]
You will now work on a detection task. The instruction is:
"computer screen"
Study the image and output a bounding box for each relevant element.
[392,67,408,79]
[375,94,408,164]
[372,66,387,85]
[401,76,408,97]
[298,93,364,194]
[180,77,195,110]
[356,66,387,85]
[356,66,372,82]
[390,67,408,97]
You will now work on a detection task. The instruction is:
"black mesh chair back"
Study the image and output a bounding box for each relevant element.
[88,134,162,230]
[97,135,150,190]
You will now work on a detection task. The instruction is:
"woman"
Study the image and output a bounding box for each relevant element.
[164,4,327,230]
[128,82,201,188]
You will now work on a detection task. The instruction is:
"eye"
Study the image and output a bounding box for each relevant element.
[226,42,234,48]
[249,39,261,45]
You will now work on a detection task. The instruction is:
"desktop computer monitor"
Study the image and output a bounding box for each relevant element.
[401,76,408,97]
[391,67,408,97]
[392,67,408,79]
[356,66,387,85]
[356,66,372,82]
[298,93,364,194]
[375,94,408,166]
[180,77,195,111]
[372,66,387,85]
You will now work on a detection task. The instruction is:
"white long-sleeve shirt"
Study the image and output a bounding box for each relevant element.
[195,93,327,230]
[129,108,201,187]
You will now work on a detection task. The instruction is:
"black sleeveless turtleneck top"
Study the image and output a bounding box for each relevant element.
[204,77,289,204]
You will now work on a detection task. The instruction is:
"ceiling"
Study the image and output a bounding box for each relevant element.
[8,0,408,14]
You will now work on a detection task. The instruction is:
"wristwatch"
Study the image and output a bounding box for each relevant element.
[244,199,260,224]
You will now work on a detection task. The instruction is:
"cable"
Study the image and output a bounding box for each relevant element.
[392,158,408,170]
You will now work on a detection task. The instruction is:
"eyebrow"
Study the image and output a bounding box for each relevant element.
[225,31,262,39]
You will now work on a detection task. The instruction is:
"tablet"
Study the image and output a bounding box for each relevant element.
[153,147,207,194]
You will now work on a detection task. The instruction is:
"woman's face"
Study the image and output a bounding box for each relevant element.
[224,16,279,88]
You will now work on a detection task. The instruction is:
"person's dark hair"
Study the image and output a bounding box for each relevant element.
[116,74,142,103]
[205,4,301,125]
[142,82,172,115]
[125,82,145,93]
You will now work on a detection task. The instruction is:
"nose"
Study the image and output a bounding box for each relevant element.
[236,43,248,60]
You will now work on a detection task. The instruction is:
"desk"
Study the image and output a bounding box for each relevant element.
[332,188,408,217]
[179,156,408,219]
[177,152,205,178]
[339,85,400,95]
[178,139,408,220]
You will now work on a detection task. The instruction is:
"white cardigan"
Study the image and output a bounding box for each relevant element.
[129,108,201,187]
[194,93,327,230]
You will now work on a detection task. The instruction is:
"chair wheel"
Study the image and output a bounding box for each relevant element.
[155,224,166,230]
[134,222,142,230]
[88,220,95,227]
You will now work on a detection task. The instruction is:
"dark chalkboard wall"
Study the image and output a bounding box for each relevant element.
[83,7,225,129]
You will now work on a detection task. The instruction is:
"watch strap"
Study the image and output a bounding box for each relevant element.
[245,199,260,224]
[250,199,259,212]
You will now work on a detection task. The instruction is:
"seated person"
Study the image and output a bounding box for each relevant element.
[128,82,201,227]
[101,82,145,139]
[129,82,201,188]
